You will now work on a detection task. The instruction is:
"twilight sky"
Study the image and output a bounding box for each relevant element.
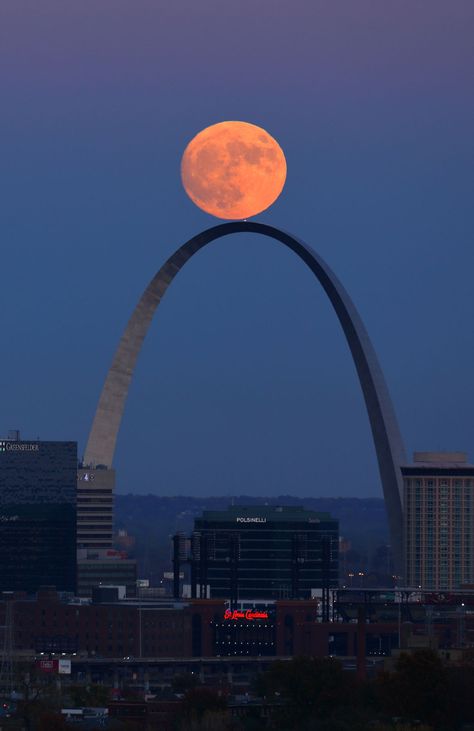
[1,1,473,498]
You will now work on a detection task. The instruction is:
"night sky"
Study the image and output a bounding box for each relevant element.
[1,1,473,498]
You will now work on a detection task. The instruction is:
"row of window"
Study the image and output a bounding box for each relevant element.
[407,480,473,487]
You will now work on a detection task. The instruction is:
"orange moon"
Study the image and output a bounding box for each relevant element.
[181,121,287,220]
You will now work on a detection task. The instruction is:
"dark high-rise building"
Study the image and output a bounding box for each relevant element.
[0,434,77,593]
[188,505,339,601]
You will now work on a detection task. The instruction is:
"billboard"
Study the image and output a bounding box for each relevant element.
[36,659,71,675]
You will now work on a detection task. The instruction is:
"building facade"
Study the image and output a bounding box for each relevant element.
[4,588,474,662]
[76,467,114,550]
[403,452,474,590]
[77,554,137,598]
[0,591,322,659]
[76,466,137,598]
[185,506,339,601]
[0,435,77,593]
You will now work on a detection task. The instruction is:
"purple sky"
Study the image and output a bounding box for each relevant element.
[1,1,473,497]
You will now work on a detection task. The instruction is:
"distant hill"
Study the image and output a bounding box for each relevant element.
[114,494,389,583]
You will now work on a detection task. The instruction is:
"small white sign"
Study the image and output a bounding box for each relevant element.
[58,659,71,675]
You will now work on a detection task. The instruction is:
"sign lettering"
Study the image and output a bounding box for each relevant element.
[235,517,266,523]
[0,442,39,453]
[224,609,269,621]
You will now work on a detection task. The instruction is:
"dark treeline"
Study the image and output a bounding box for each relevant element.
[175,649,474,731]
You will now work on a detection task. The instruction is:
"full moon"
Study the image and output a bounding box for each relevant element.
[181,121,287,220]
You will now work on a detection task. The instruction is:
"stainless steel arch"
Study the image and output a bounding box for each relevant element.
[84,221,406,573]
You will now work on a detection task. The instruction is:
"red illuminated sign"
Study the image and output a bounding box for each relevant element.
[37,660,56,673]
[224,609,269,621]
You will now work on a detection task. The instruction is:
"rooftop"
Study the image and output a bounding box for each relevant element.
[197,505,335,523]
[401,451,474,471]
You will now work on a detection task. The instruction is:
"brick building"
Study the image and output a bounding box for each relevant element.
[1,590,328,659]
[3,588,190,658]
[2,588,473,662]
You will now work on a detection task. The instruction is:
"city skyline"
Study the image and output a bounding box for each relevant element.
[1,1,474,498]
[2,4,474,728]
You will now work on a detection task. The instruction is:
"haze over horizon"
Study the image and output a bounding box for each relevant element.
[1,1,473,498]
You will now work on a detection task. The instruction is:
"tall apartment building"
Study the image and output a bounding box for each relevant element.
[403,452,474,590]
[0,433,77,593]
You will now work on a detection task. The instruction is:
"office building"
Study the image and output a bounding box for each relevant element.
[0,434,77,593]
[181,505,339,601]
[403,452,474,590]
[77,551,137,598]
[77,467,114,550]
[77,465,138,598]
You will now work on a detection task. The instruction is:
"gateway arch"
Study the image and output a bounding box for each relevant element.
[83,221,406,573]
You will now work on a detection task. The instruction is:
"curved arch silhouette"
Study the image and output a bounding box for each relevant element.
[84,221,405,572]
